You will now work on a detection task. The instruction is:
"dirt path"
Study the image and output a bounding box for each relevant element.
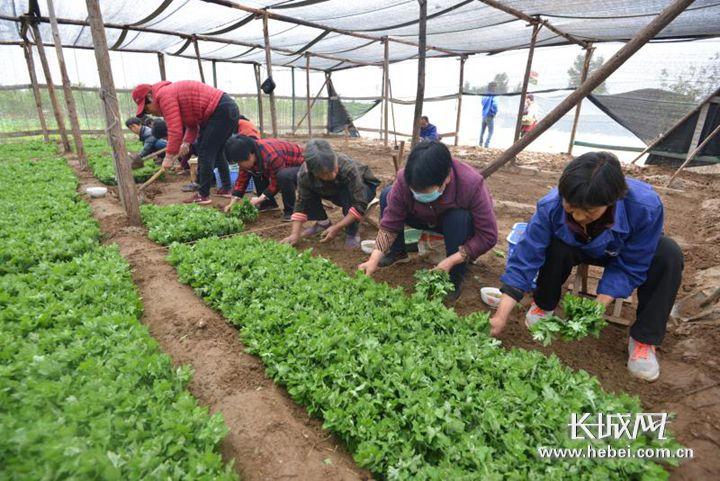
[73,161,371,481]
[80,135,720,480]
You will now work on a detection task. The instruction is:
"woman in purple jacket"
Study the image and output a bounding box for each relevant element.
[358,142,498,300]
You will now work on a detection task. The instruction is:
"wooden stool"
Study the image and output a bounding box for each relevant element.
[573,264,631,326]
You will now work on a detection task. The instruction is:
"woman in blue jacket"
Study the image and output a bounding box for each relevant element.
[490,152,683,382]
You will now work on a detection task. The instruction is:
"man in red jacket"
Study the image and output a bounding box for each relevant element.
[223,135,304,221]
[132,80,239,204]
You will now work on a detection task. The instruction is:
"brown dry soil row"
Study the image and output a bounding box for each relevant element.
[78,136,720,480]
[71,160,372,481]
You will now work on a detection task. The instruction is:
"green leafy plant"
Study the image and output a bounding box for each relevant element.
[141,203,244,245]
[229,198,259,223]
[85,137,159,185]
[413,269,454,300]
[0,140,237,481]
[529,293,607,346]
[168,234,680,480]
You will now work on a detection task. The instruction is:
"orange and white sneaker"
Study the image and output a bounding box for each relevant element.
[525,303,553,328]
[628,337,660,382]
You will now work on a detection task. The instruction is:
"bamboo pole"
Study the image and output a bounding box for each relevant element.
[294,77,329,133]
[85,0,141,226]
[46,0,86,167]
[325,71,332,134]
[157,52,166,80]
[253,63,264,136]
[262,13,278,137]
[630,86,720,164]
[383,38,390,147]
[306,53,312,136]
[667,116,720,186]
[567,44,595,155]
[454,55,466,146]
[22,41,49,142]
[28,21,70,152]
[192,36,206,82]
[291,66,296,128]
[481,0,697,179]
[514,22,541,143]
[212,60,217,87]
[410,0,428,148]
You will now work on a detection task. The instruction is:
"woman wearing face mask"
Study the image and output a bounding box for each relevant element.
[358,141,498,300]
[490,152,684,382]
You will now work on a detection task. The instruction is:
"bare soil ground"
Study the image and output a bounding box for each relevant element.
[81,136,720,480]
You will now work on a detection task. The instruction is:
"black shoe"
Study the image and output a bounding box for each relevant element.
[378,251,409,267]
[258,200,280,212]
[445,285,462,303]
[281,213,292,222]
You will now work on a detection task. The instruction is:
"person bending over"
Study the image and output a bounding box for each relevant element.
[281,139,379,250]
[132,80,239,205]
[224,135,304,220]
[491,151,683,382]
[419,116,440,142]
[125,116,166,168]
[358,141,498,300]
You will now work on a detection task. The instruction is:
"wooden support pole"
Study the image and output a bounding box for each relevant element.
[514,22,541,143]
[667,112,720,186]
[383,38,390,147]
[567,44,595,155]
[157,52,166,80]
[410,0,428,148]
[291,66,296,128]
[306,53,312,136]
[28,21,70,152]
[325,71,332,134]
[253,63,264,136]
[212,60,217,87]
[630,86,720,164]
[294,76,329,133]
[481,0,696,179]
[192,36,205,83]
[46,0,86,167]
[85,0,141,226]
[454,55,466,146]
[22,41,49,142]
[262,13,278,137]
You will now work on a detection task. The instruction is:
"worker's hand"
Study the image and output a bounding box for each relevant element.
[358,249,382,277]
[489,313,508,337]
[179,143,190,157]
[223,197,238,213]
[161,155,176,170]
[434,256,457,273]
[596,294,614,307]
[249,195,265,207]
[319,225,341,243]
[280,234,300,246]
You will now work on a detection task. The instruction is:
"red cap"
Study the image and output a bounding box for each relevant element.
[132,83,152,116]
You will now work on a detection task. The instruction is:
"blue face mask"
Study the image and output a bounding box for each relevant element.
[411,188,442,203]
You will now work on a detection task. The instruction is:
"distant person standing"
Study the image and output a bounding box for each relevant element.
[479,82,499,148]
[419,116,440,142]
[520,94,538,138]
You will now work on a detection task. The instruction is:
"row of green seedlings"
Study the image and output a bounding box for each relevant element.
[0,140,238,480]
[140,199,257,245]
[167,233,680,481]
[85,137,158,185]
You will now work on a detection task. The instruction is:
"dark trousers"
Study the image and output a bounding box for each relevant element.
[534,236,684,345]
[196,94,239,197]
[253,166,301,215]
[380,185,473,288]
[302,182,378,237]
